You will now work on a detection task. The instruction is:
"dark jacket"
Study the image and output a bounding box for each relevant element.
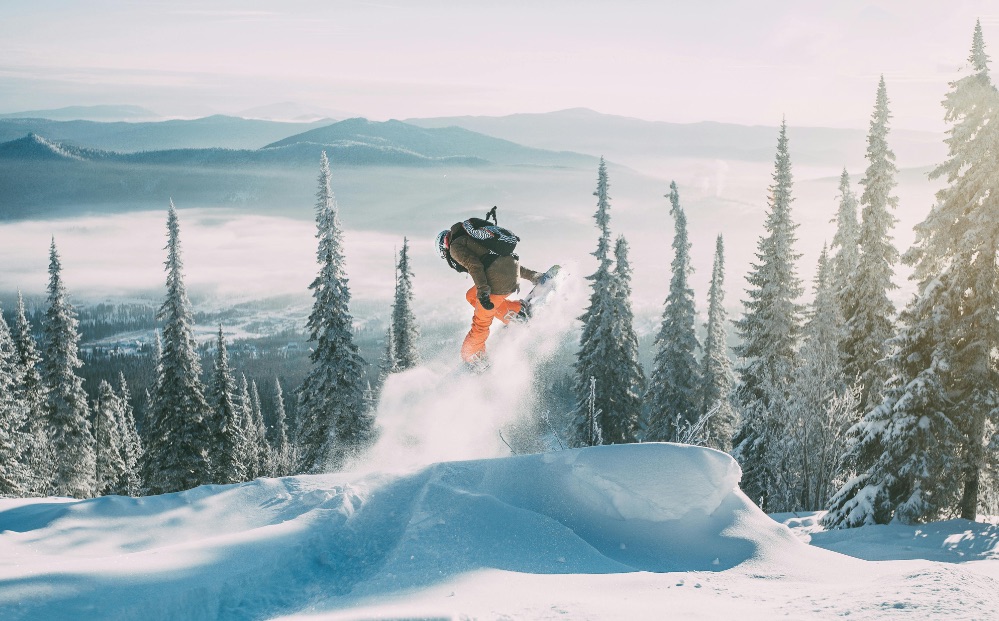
[447,221,540,296]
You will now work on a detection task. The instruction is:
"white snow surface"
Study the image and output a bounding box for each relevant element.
[3,444,997,620]
[2,269,997,619]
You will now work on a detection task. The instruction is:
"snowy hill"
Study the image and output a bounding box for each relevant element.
[3,444,996,620]
[0,444,759,619]
[0,133,107,162]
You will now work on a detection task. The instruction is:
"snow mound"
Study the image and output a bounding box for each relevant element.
[558,442,741,521]
[0,443,798,620]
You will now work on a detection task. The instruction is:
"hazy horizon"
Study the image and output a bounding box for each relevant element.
[3,1,999,131]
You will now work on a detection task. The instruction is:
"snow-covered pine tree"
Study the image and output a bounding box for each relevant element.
[732,120,804,513]
[142,335,162,480]
[250,380,270,477]
[787,246,858,510]
[11,291,53,495]
[209,327,245,484]
[826,24,999,526]
[93,380,127,497]
[646,181,701,442]
[376,321,399,390]
[928,21,999,521]
[41,240,96,498]
[841,77,900,412]
[830,169,861,319]
[297,151,373,472]
[392,238,420,370]
[573,158,640,445]
[362,382,381,424]
[0,305,30,496]
[140,203,214,495]
[609,235,646,435]
[270,378,292,477]
[115,373,142,496]
[583,376,604,446]
[699,235,738,452]
[236,374,256,481]
[824,273,964,527]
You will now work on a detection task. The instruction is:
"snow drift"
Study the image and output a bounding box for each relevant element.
[0,443,800,620]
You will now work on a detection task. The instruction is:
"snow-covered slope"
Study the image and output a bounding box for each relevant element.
[3,443,995,620]
[0,444,802,620]
[1,270,996,620]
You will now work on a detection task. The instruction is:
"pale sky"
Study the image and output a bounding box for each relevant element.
[2,1,998,130]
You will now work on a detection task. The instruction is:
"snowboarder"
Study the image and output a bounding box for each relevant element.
[436,208,542,368]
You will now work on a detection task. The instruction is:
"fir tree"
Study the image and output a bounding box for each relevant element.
[250,380,270,477]
[646,182,701,442]
[11,291,53,495]
[93,380,127,497]
[573,158,618,444]
[377,322,400,389]
[732,120,804,512]
[699,235,738,452]
[41,240,96,498]
[826,24,999,525]
[787,247,858,510]
[0,306,29,496]
[297,151,373,472]
[115,373,143,496]
[923,21,999,521]
[237,374,256,480]
[824,275,963,527]
[270,378,292,477]
[573,159,642,445]
[841,77,900,412]
[830,169,861,318]
[209,327,245,484]
[609,236,647,435]
[141,203,214,495]
[391,238,420,370]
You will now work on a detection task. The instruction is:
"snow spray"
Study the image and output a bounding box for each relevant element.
[354,262,586,472]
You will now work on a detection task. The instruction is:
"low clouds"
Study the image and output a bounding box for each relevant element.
[0,208,402,303]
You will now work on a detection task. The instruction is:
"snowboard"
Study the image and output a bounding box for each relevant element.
[518,264,564,316]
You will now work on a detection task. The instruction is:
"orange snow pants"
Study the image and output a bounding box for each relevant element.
[461,286,523,362]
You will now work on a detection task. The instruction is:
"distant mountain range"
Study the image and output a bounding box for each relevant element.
[0,115,335,152]
[0,117,592,168]
[236,102,356,123]
[0,118,597,219]
[263,118,593,167]
[406,107,947,171]
[0,108,949,223]
[0,105,161,122]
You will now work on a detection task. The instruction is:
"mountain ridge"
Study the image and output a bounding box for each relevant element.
[405,108,947,170]
[0,118,593,169]
[0,104,160,122]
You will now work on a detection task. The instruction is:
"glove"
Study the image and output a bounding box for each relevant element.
[477,287,494,310]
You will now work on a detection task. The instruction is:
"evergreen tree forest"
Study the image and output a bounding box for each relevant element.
[1,23,997,530]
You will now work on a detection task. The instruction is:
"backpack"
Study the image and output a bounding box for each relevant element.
[444,208,520,273]
[460,217,520,257]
